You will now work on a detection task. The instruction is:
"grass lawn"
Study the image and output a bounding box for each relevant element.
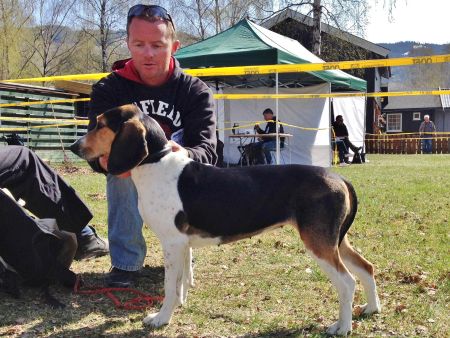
[0,154,449,337]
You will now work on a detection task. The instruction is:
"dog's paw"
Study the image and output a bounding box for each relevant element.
[143,312,170,328]
[326,320,352,336]
[358,300,381,315]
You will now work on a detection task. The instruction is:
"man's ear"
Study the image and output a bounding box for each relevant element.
[172,40,181,55]
[108,118,148,175]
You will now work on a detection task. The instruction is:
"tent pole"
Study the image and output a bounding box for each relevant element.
[275,72,280,165]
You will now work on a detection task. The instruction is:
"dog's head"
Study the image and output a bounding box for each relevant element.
[70,104,168,175]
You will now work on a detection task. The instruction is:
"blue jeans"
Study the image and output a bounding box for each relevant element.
[422,138,432,154]
[253,140,276,164]
[106,174,146,271]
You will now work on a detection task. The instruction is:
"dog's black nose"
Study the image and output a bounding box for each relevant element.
[69,141,80,156]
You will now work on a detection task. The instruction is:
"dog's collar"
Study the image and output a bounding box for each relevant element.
[140,146,172,164]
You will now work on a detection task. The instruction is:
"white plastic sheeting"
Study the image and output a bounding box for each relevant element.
[221,83,331,167]
[332,96,366,150]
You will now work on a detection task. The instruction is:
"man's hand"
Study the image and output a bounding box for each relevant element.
[99,155,131,178]
[168,140,189,158]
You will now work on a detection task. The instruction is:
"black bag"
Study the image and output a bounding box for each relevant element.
[352,151,365,164]
[0,190,79,307]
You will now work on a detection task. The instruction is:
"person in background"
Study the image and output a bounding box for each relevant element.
[419,114,436,154]
[88,4,217,287]
[377,113,386,134]
[252,108,284,165]
[332,115,362,157]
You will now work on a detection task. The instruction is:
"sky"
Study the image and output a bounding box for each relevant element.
[365,0,450,44]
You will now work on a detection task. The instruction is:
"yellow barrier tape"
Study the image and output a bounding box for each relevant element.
[367,136,450,141]
[214,89,450,100]
[188,54,450,77]
[0,127,28,132]
[0,116,88,124]
[1,89,449,110]
[366,131,450,136]
[3,54,450,83]
[2,74,109,83]
[0,98,90,108]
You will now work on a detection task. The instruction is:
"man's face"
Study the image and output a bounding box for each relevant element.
[424,116,430,122]
[127,18,180,86]
[263,113,273,121]
[336,117,344,124]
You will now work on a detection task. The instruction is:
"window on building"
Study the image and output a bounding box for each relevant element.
[387,113,402,132]
[413,112,421,121]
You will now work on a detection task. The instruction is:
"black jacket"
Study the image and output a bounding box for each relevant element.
[255,116,285,144]
[88,58,217,172]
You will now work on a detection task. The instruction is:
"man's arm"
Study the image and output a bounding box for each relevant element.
[181,88,217,165]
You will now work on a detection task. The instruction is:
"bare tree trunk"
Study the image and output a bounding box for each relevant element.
[195,0,206,39]
[100,0,107,72]
[214,0,221,34]
[0,1,10,79]
[312,0,321,56]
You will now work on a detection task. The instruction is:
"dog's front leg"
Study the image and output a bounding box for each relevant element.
[181,247,194,305]
[143,240,188,328]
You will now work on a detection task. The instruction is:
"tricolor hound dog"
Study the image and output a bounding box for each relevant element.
[71,104,381,335]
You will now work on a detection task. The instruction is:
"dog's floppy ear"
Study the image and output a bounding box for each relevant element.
[108,117,149,175]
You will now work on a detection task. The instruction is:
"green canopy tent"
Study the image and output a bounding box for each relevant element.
[175,19,366,166]
[175,19,366,91]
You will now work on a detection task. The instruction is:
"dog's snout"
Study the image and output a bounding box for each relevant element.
[70,139,83,157]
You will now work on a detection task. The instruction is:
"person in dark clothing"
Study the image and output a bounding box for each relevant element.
[331,115,362,162]
[252,108,285,164]
[0,145,108,294]
[0,146,108,261]
[88,4,217,287]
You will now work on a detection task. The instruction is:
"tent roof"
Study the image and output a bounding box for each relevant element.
[175,19,366,91]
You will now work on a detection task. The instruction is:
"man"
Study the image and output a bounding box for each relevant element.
[419,114,436,154]
[88,4,217,287]
[253,108,284,164]
[331,115,362,163]
[0,146,108,262]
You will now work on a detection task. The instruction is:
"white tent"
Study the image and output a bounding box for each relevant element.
[220,83,331,167]
[332,97,366,151]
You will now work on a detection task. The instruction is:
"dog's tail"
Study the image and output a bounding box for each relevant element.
[338,178,358,246]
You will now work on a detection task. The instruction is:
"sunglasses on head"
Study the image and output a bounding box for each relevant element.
[127,4,175,31]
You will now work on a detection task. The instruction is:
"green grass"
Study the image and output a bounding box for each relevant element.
[1,154,449,337]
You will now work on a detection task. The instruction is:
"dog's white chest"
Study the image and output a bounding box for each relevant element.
[131,153,222,247]
[131,153,188,238]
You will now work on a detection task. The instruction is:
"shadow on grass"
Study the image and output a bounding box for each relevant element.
[0,265,165,337]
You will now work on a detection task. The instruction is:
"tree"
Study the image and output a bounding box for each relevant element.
[0,0,33,79]
[77,0,130,72]
[166,0,272,42]
[22,0,83,77]
[275,0,370,56]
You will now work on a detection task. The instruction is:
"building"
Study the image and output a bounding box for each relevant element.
[383,92,450,133]
[261,8,391,134]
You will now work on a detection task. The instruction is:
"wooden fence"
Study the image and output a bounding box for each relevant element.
[365,133,450,154]
[0,85,87,162]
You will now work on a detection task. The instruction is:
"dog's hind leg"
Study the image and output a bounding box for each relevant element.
[306,247,355,336]
[143,239,189,328]
[339,236,381,315]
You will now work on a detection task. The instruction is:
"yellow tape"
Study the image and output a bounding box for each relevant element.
[2,73,109,83]
[1,89,449,110]
[214,89,450,100]
[0,116,88,124]
[3,54,450,83]
[0,98,90,108]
